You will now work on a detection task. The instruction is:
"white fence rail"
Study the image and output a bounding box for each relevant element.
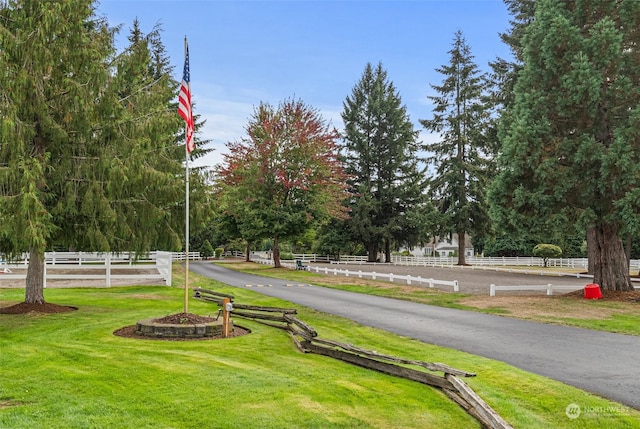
[309,265,459,291]
[171,251,202,261]
[489,283,584,296]
[252,257,459,291]
[0,251,173,287]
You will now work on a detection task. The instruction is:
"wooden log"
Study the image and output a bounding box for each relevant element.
[302,341,453,390]
[309,337,475,377]
[193,295,225,305]
[193,288,235,300]
[250,319,289,330]
[233,303,297,314]
[446,375,513,429]
[284,314,318,338]
[442,389,489,429]
[231,310,288,323]
[287,325,316,341]
[288,331,311,353]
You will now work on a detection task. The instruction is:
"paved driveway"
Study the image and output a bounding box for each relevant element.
[189,261,640,410]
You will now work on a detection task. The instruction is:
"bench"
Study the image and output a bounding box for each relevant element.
[295,260,308,271]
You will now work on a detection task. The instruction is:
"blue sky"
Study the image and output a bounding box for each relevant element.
[97,0,513,168]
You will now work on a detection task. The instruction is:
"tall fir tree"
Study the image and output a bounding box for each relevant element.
[116,20,214,252]
[0,1,205,304]
[341,62,427,262]
[420,31,492,265]
[487,0,536,112]
[489,0,640,291]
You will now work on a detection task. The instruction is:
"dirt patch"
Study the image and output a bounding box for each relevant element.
[153,312,217,324]
[0,399,24,409]
[460,290,639,320]
[0,302,77,314]
[563,289,640,302]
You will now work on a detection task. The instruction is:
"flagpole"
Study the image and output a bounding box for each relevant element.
[183,36,190,315]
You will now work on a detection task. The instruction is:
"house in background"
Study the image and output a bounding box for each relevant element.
[404,234,474,258]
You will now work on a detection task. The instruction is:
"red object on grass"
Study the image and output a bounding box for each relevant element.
[584,283,602,299]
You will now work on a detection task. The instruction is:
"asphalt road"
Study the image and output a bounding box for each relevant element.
[189,261,640,411]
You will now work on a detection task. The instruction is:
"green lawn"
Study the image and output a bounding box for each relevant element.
[225,262,640,336]
[1,267,638,428]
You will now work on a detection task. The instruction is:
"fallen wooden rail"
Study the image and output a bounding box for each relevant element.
[193,288,512,429]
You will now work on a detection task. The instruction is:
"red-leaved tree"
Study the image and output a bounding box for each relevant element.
[216,99,349,267]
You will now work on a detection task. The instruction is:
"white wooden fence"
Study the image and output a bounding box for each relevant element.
[171,251,202,261]
[252,257,459,291]
[489,283,584,296]
[282,254,640,271]
[0,251,172,287]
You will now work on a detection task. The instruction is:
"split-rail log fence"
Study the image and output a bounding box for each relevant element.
[193,287,512,429]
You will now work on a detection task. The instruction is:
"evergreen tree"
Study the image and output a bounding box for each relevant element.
[489,0,640,291]
[341,62,427,262]
[420,31,492,265]
[0,1,204,304]
[487,0,536,112]
[118,20,214,252]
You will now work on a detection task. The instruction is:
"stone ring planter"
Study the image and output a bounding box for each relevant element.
[135,317,232,338]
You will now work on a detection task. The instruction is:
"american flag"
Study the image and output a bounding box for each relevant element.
[178,40,195,153]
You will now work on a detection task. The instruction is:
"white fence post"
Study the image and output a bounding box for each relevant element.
[490,284,495,296]
[105,254,111,287]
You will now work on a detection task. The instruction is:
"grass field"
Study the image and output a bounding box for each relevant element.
[1,264,639,428]
[223,262,640,336]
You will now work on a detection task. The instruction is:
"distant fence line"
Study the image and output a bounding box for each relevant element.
[256,253,640,271]
[251,256,460,291]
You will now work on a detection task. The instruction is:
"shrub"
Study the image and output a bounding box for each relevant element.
[200,240,214,259]
[532,244,562,267]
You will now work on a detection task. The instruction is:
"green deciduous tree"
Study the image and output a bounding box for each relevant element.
[0,1,203,304]
[216,98,349,268]
[490,0,640,291]
[342,62,427,262]
[420,31,493,265]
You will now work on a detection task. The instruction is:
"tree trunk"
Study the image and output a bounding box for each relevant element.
[457,231,467,265]
[624,234,631,276]
[586,226,596,275]
[25,249,46,304]
[384,239,391,263]
[367,242,378,263]
[590,222,633,291]
[245,241,251,262]
[273,236,281,268]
